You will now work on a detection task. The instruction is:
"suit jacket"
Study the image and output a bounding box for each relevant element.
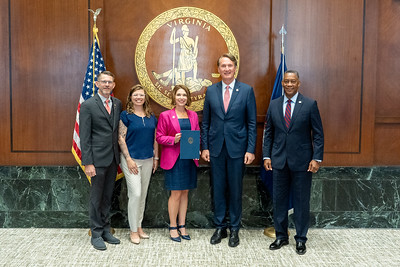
[262,93,324,171]
[80,94,122,167]
[156,108,200,170]
[201,80,257,158]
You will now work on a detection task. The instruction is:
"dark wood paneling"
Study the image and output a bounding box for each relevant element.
[282,0,365,154]
[0,0,11,164]
[376,0,400,119]
[323,0,378,165]
[372,0,400,165]
[10,0,88,152]
[374,124,400,165]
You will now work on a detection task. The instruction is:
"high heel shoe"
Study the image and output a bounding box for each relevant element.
[169,226,181,242]
[130,232,140,244]
[178,225,191,240]
[139,232,149,239]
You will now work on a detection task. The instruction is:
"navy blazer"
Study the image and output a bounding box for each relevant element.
[262,93,324,171]
[201,80,257,158]
[80,94,122,167]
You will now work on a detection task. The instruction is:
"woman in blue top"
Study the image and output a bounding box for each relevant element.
[118,84,158,244]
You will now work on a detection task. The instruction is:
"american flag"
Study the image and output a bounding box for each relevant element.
[72,37,123,182]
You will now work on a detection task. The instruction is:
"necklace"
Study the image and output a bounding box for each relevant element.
[176,109,187,118]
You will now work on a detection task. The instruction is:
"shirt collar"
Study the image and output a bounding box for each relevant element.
[98,93,111,103]
[222,79,236,90]
[284,92,299,104]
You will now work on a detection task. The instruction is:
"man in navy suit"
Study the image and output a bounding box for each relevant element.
[263,70,324,255]
[80,71,122,250]
[201,53,257,247]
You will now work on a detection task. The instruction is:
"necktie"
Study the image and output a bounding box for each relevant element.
[223,85,230,112]
[105,99,111,114]
[284,99,291,129]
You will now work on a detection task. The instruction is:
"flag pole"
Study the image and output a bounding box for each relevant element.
[263,25,289,239]
[279,25,287,95]
[89,8,102,96]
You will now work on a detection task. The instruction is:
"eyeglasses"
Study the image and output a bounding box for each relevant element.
[99,80,114,85]
[132,94,145,97]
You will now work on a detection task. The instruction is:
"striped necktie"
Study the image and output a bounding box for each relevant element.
[284,99,291,129]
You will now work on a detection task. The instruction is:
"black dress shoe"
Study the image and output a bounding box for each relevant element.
[210,228,228,244]
[296,241,306,255]
[91,237,107,250]
[102,232,120,244]
[228,229,239,247]
[269,239,289,250]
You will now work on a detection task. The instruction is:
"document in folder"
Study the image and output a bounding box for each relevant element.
[180,130,200,159]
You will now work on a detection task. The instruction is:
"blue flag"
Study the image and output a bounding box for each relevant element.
[261,52,290,207]
[271,53,287,101]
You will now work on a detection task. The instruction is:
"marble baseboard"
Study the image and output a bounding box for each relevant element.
[1,166,400,228]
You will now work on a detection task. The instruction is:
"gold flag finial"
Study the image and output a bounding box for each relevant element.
[88,8,102,24]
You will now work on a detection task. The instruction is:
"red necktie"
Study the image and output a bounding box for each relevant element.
[105,99,111,114]
[284,99,291,129]
[224,85,230,112]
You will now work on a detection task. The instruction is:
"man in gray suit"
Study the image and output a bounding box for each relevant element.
[80,70,122,250]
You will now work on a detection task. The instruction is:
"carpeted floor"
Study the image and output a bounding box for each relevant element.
[0,228,399,266]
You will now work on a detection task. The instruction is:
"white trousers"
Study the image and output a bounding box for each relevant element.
[120,155,153,232]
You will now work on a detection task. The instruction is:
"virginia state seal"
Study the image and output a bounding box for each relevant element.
[135,7,239,111]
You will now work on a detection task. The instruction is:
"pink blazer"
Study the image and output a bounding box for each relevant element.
[156,108,200,170]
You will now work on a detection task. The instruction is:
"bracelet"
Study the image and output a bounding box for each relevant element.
[154,157,159,160]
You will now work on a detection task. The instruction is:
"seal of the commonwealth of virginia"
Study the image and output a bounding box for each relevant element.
[135,7,239,111]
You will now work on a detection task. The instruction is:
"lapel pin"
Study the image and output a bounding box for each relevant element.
[298,101,302,104]
[172,116,176,119]
[236,89,239,91]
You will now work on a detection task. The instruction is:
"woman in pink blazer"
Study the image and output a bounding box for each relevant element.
[156,84,200,242]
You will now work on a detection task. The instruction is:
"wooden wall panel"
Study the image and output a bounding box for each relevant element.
[10,0,88,152]
[373,0,400,165]
[374,124,400,165]
[282,0,365,153]
[376,0,400,119]
[0,0,11,164]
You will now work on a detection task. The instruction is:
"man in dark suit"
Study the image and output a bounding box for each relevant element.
[201,53,257,247]
[263,70,324,255]
[80,70,122,250]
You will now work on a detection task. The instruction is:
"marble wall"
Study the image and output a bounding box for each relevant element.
[0,166,399,228]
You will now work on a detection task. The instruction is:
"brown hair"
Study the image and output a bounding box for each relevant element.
[217,53,238,67]
[97,70,115,81]
[171,84,192,107]
[126,84,153,117]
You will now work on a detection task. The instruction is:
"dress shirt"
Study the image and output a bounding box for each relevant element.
[221,80,236,99]
[98,93,112,109]
[283,92,298,117]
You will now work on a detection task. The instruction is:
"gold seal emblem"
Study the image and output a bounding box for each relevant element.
[188,137,194,144]
[135,7,239,111]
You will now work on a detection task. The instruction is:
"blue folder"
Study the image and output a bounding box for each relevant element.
[180,130,200,159]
